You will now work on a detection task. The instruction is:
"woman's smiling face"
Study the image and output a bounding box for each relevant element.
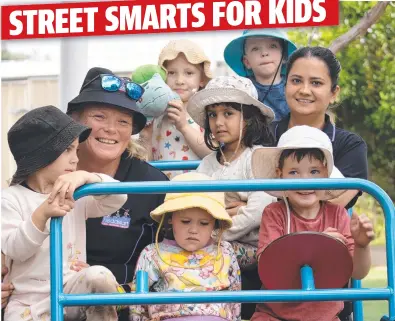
[285,57,340,118]
[78,105,133,163]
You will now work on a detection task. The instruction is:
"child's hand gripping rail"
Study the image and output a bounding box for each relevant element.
[50,178,395,321]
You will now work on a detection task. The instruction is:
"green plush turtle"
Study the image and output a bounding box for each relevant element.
[136,73,181,123]
[132,64,167,85]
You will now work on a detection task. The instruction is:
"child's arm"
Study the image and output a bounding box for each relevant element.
[257,205,285,259]
[48,171,127,219]
[167,100,211,158]
[82,174,127,219]
[2,195,72,262]
[127,246,159,321]
[127,246,158,290]
[48,170,103,204]
[330,209,374,280]
[225,243,242,321]
[349,212,374,279]
[1,253,14,309]
[222,191,275,242]
[139,123,154,161]
[329,190,359,209]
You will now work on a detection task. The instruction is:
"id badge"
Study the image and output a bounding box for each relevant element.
[101,215,131,229]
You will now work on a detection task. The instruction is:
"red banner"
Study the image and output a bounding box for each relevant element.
[1,0,339,40]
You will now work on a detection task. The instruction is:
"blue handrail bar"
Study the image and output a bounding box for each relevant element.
[149,160,365,320]
[50,178,395,321]
[149,160,200,171]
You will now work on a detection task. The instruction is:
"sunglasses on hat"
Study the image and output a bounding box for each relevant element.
[81,74,145,101]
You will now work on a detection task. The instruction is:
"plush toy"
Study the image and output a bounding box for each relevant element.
[132,64,167,85]
[132,65,180,123]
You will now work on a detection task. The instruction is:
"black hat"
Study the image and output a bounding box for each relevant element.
[67,67,147,134]
[8,105,91,185]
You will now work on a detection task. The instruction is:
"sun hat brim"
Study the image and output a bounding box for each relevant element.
[187,87,275,127]
[11,121,91,184]
[158,40,213,84]
[251,146,345,200]
[224,30,297,77]
[67,89,147,135]
[151,194,232,230]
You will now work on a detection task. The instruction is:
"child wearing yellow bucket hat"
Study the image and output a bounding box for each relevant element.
[139,39,213,179]
[127,172,241,321]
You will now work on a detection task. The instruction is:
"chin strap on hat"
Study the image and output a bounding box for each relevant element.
[154,214,224,275]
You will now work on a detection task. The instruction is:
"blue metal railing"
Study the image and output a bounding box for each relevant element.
[348,205,364,321]
[150,160,366,320]
[149,160,200,171]
[50,178,395,321]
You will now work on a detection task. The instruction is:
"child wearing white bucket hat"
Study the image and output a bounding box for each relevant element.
[127,173,241,321]
[251,125,374,321]
[187,74,277,318]
[140,39,213,178]
[187,75,276,263]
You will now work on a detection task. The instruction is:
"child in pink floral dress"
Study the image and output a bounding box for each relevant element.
[126,173,241,321]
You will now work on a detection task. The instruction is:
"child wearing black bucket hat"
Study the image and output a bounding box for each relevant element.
[2,106,128,321]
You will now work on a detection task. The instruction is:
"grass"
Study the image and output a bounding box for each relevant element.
[362,266,388,321]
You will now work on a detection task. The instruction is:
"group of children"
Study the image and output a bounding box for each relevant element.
[1,28,375,321]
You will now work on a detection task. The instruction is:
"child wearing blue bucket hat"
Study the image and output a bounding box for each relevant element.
[224,29,297,121]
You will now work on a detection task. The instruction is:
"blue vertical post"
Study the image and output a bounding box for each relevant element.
[381,195,395,320]
[348,208,364,321]
[300,265,315,290]
[135,271,149,293]
[352,279,364,321]
[50,218,64,321]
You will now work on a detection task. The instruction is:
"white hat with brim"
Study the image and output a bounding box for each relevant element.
[187,75,275,128]
[251,126,346,200]
[158,39,213,84]
[150,173,233,230]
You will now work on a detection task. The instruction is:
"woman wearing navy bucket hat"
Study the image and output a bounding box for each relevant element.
[67,67,168,321]
[224,29,297,121]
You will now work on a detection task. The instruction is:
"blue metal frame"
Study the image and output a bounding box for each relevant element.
[149,160,368,320]
[150,160,366,320]
[348,206,364,321]
[149,160,200,171]
[50,178,395,321]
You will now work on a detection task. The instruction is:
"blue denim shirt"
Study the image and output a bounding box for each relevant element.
[250,77,289,121]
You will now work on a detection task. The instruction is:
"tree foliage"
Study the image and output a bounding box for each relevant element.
[1,48,30,61]
[288,1,395,200]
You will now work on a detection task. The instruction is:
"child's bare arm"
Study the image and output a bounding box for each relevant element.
[167,100,211,158]
[48,170,103,205]
[32,196,74,231]
[178,123,211,158]
[329,190,359,208]
[350,212,374,279]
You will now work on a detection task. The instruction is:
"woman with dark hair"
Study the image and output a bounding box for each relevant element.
[273,46,368,209]
[187,75,276,319]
